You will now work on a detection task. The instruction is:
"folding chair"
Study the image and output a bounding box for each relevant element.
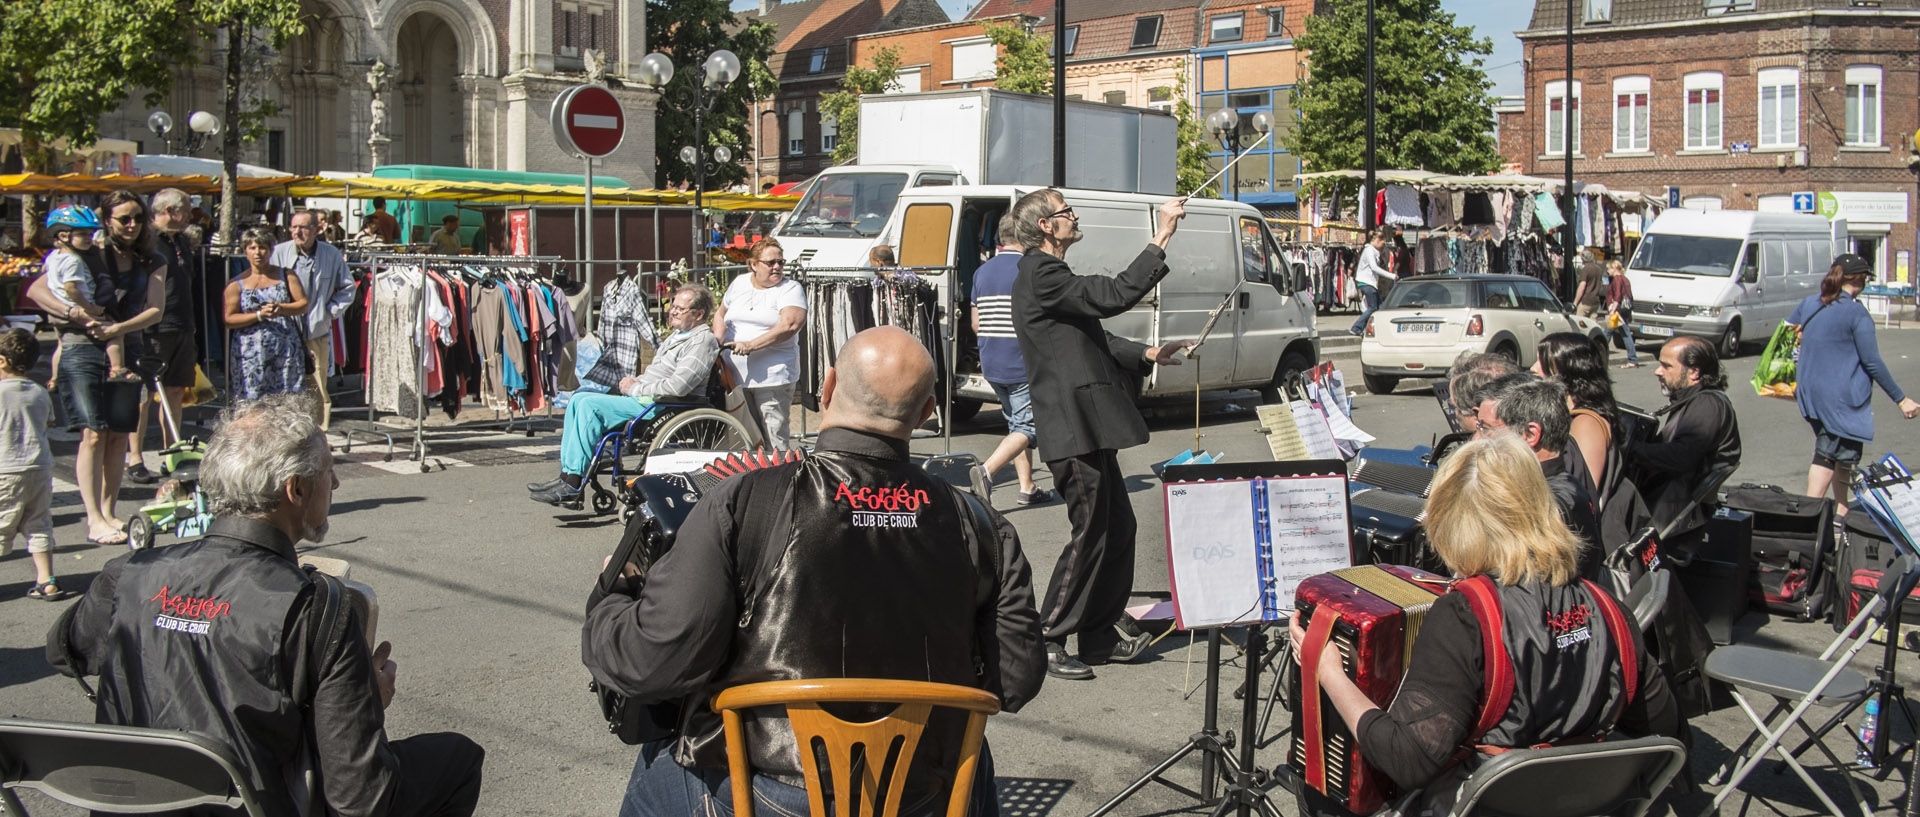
[1699,555,1920,817]
[1440,735,1688,817]
[1623,569,1670,634]
[0,717,289,817]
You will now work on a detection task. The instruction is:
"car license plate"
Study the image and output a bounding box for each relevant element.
[1639,325,1674,337]
[1398,323,1439,333]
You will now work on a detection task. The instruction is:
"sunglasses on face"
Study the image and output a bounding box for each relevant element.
[757,258,787,267]
[1046,206,1076,221]
[111,215,142,225]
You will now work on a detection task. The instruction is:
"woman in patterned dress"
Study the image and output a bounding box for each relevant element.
[223,228,310,401]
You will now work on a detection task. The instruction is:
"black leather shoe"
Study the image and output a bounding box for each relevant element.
[125,463,159,485]
[530,483,583,509]
[527,476,566,492]
[1046,643,1094,681]
[1107,620,1154,664]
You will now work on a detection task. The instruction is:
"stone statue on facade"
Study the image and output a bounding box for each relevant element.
[583,49,608,85]
[366,59,391,167]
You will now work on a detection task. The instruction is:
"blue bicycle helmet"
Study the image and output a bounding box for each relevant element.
[46,205,100,231]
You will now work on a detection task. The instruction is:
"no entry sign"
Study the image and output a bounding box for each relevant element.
[551,85,626,158]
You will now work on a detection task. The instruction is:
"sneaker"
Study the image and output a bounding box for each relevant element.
[530,482,583,509]
[1046,642,1094,681]
[969,464,993,503]
[1017,487,1056,506]
[527,476,567,493]
[125,463,159,485]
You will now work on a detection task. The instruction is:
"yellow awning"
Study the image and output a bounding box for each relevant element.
[1,173,802,211]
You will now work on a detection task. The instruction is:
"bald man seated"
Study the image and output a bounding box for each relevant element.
[583,327,1047,817]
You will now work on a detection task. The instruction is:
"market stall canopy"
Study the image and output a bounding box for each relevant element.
[0,172,801,211]
[1294,169,1663,209]
[132,154,288,178]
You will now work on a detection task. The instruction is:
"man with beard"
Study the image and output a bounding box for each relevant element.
[1629,336,1742,541]
[1009,189,1194,680]
[48,393,485,817]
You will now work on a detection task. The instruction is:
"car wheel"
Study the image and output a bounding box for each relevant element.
[1718,320,1742,359]
[1259,351,1315,404]
[1492,341,1519,363]
[945,398,982,426]
[1590,332,1609,361]
[1363,372,1399,395]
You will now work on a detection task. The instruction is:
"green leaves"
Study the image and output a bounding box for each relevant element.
[981,21,1052,95]
[1288,0,1500,178]
[819,45,902,165]
[0,0,198,162]
[646,0,777,190]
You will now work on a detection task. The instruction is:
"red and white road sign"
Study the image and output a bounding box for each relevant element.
[553,85,626,158]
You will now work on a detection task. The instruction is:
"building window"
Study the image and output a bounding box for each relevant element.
[1104,90,1127,105]
[561,7,577,56]
[1266,8,1286,37]
[1210,13,1244,43]
[1148,86,1175,112]
[266,129,285,171]
[787,110,804,155]
[950,38,996,81]
[1612,75,1648,152]
[1757,67,1798,148]
[807,48,827,74]
[1130,15,1162,49]
[1703,0,1754,14]
[1845,64,1882,146]
[886,67,921,94]
[1061,26,1079,56]
[588,10,601,51]
[1684,71,1722,150]
[1545,80,1581,156]
[1585,0,1610,22]
[821,114,838,153]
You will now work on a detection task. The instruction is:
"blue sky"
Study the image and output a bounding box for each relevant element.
[727,0,1531,97]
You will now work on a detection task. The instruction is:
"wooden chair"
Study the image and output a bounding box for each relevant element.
[712,679,1001,817]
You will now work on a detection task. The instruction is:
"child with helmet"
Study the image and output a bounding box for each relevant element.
[43,205,136,382]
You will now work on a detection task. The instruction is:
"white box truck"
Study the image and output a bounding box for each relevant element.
[771,89,1177,270]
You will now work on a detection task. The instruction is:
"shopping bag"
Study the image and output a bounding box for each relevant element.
[184,366,218,407]
[1751,322,1798,397]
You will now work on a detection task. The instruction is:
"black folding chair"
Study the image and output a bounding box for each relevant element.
[0,718,289,817]
[1441,735,1689,817]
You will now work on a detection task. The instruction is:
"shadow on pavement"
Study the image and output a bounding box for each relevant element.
[995,777,1073,817]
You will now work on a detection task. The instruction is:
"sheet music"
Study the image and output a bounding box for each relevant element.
[1291,403,1342,459]
[1264,476,1354,611]
[1257,404,1312,461]
[1878,480,1920,547]
[1309,385,1376,445]
[1166,481,1264,628]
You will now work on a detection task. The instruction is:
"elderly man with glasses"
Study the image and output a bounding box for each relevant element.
[271,210,357,429]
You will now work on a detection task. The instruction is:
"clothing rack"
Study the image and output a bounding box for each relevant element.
[356,252,566,471]
[790,265,959,454]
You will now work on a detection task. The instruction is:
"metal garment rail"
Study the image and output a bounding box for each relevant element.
[358,252,565,471]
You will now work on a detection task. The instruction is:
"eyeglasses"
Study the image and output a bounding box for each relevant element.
[756,258,787,267]
[1046,206,1077,221]
[111,215,142,225]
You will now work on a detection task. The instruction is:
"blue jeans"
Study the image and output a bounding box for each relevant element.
[560,392,659,475]
[1611,317,1639,364]
[619,739,999,817]
[1350,285,1381,335]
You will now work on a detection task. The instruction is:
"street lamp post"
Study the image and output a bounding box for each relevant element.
[639,50,743,255]
[1364,0,1377,230]
[1205,108,1274,202]
[1563,0,1576,295]
[145,110,223,156]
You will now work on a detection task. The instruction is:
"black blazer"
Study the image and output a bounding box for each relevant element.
[1011,245,1169,461]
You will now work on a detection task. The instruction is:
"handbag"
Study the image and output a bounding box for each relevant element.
[1751,322,1798,397]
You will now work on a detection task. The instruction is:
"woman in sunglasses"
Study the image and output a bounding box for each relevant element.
[712,238,807,450]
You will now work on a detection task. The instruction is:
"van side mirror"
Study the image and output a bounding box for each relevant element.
[1291,262,1311,294]
[1741,265,1759,284]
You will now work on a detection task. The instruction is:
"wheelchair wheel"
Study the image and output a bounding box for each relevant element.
[126,514,155,551]
[648,408,753,455]
[590,487,617,516]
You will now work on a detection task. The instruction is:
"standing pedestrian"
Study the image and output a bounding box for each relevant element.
[0,329,67,601]
[1605,260,1640,368]
[225,229,310,402]
[714,238,807,450]
[1010,189,1194,680]
[1788,253,1920,512]
[271,211,357,428]
[428,214,463,255]
[124,188,201,486]
[969,217,1053,507]
[366,198,401,244]
[1348,229,1394,336]
[1573,250,1606,318]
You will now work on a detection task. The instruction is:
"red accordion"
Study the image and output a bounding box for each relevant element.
[1288,564,1451,815]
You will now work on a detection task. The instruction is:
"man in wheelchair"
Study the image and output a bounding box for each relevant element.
[530,284,722,507]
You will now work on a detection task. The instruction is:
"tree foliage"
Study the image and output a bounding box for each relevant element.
[645,0,778,191]
[199,0,307,242]
[0,0,196,171]
[981,21,1051,95]
[1287,0,1499,177]
[818,46,901,165]
[1171,72,1213,196]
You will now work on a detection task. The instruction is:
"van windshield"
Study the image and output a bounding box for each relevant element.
[1629,234,1743,277]
[784,173,907,238]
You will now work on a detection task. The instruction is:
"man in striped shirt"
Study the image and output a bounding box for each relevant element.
[969,218,1055,507]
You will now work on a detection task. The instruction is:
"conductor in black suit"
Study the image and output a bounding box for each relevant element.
[1009,188,1195,680]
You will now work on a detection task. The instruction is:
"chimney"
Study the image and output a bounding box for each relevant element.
[761,0,779,14]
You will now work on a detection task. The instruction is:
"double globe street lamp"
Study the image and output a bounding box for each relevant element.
[1205,108,1273,203]
[146,110,224,156]
[638,49,741,245]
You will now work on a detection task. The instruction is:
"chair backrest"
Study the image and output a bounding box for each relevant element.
[1624,570,1670,635]
[712,679,1001,817]
[0,718,287,817]
[1444,735,1688,817]
[1657,462,1738,541]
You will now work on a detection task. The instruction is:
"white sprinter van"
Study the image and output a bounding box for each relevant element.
[838,185,1321,420]
[1625,209,1841,357]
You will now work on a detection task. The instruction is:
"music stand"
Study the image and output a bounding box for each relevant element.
[1087,459,1352,817]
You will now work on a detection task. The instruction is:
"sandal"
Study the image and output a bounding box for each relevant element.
[27,581,69,601]
[86,530,129,546]
[109,368,144,383]
[1618,362,1641,369]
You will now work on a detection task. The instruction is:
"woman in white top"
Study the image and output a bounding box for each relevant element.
[714,238,807,450]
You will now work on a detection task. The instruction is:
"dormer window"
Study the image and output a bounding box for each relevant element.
[1130,15,1162,49]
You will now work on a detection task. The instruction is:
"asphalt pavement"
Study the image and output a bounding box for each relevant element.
[3,315,1918,816]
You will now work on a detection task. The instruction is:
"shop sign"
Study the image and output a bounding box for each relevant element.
[1816,191,1909,224]
[509,211,530,256]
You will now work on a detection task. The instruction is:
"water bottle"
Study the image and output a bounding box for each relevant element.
[1856,697,1879,767]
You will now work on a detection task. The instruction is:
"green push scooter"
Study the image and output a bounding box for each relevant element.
[124,383,211,551]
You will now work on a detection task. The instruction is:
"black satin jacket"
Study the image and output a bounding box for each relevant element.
[582,428,1046,780]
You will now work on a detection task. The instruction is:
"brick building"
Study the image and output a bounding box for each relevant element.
[846,15,1033,96]
[94,0,659,183]
[740,0,951,187]
[1499,0,1920,281]
[1192,0,1315,211]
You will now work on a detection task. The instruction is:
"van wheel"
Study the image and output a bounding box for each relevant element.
[945,398,982,426]
[1259,351,1315,404]
[1362,372,1399,395]
[1718,321,1742,359]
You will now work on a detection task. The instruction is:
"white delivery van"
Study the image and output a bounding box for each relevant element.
[1625,209,1842,357]
[831,184,1319,420]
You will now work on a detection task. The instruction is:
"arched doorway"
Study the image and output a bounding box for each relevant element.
[394,13,464,167]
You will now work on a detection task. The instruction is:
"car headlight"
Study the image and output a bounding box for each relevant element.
[1694,305,1723,317]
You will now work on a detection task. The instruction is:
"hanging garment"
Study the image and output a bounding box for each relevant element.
[1384,185,1425,227]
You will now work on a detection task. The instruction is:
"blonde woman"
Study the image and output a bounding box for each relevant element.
[1291,435,1678,815]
